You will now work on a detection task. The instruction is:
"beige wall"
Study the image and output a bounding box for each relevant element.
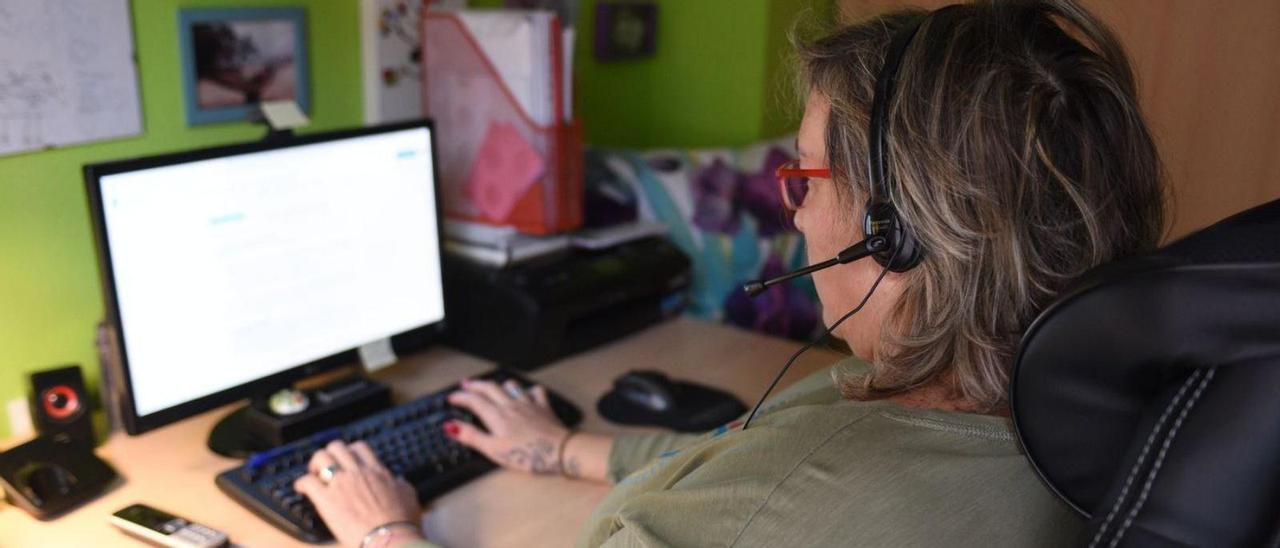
[836,0,1280,238]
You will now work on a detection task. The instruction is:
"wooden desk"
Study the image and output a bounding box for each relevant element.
[0,318,842,547]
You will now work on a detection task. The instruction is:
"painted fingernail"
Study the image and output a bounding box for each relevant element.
[444,421,460,437]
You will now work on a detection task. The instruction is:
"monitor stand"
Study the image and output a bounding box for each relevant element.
[207,375,393,459]
[208,405,274,458]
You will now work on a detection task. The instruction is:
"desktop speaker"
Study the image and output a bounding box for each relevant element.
[29,365,95,446]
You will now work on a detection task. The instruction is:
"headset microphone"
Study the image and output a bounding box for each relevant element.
[741,243,899,429]
[742,235,889,297]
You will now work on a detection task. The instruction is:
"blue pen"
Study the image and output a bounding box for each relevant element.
[246,445,292,470]
[246,428,341,470]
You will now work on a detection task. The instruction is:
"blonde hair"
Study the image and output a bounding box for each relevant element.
[795,0,1166,411]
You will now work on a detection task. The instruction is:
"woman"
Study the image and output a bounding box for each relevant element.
[294,0,1165,545]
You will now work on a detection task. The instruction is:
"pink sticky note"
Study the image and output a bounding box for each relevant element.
[467,121,546,222]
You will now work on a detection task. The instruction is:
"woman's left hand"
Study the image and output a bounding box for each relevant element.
[294,440,425,547]
[445,378,572,475]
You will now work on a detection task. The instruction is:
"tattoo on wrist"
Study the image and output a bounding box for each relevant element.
[499,438,559,474]
[562,456,581,479]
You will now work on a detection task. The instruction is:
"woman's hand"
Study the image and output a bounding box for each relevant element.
[294,440,425,547]
[446,379,571,475]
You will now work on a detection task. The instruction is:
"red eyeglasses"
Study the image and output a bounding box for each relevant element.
[776,160,831,211]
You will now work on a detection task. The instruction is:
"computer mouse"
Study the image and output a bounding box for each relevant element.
[16,462,77,508]
[613,370,678,413]
[599,372,748,431]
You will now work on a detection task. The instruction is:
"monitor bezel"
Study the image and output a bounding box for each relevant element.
[84,119,448,436]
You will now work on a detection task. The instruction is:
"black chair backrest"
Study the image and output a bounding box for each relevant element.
[1011,198,1280,547]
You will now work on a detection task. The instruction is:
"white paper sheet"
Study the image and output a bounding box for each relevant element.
[457,11,558,127]
[261,100,311,129]
[562,27,575,122]
[0,0,142,156]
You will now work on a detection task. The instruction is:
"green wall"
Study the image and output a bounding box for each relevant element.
[0,0,361,440]
[573,0,802,148]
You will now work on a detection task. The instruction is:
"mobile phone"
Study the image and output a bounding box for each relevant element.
[110,503,229,548]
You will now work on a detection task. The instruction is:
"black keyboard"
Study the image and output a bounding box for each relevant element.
[215,369,582,543]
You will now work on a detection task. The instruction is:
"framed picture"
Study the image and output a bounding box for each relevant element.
[178,8,310,125]
[594,2,656,61]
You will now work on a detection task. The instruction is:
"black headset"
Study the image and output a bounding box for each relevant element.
[742,9,954,297]
[863,14,931,273]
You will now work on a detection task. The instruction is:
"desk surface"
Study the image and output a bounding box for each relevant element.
[0,318,842,547]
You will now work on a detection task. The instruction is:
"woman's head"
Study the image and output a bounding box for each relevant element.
[792,0,1166,411]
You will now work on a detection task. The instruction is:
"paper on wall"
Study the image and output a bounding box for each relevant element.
[5,397,34,440]
[0,0,142,157]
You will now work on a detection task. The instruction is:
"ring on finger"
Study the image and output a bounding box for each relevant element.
[318,463,343,485]
[504,383,524,399]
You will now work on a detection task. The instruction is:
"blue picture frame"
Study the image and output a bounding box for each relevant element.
[178,7,310,126]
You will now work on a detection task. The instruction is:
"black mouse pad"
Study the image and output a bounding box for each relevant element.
[0,435,120,520]
[597,381,748,432]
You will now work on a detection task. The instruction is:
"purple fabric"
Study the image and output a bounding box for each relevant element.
[691,158,745,234]
[723,255,818,339]
[584,141,820,341]
[739,147,794,237]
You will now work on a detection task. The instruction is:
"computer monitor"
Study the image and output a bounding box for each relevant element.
[85,120,446,437]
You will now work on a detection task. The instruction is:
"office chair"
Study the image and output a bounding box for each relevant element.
[1011,198,1280,547]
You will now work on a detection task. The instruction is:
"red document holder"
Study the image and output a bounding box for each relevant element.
[422,12,583,235]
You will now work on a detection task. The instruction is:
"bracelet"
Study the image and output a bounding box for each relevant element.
[556,430,578,477]
[360,520,422,548]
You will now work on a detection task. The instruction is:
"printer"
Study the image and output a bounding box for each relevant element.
[443,237,691,369]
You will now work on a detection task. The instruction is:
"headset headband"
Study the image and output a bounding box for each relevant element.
[866,15,927,209]
[867,5,970,208]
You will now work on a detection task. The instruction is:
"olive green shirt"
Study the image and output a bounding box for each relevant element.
[577,359,1083,547]
[405,359,1081,547]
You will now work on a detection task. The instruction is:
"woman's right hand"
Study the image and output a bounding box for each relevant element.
[445,378,572,475]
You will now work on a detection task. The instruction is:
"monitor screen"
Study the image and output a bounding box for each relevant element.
[92,124,444,421]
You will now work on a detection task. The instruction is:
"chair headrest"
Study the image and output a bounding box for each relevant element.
[1010,198,1280,546]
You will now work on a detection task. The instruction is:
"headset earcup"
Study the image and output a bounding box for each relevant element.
[864,203,924,272]
[884,222,923,272]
